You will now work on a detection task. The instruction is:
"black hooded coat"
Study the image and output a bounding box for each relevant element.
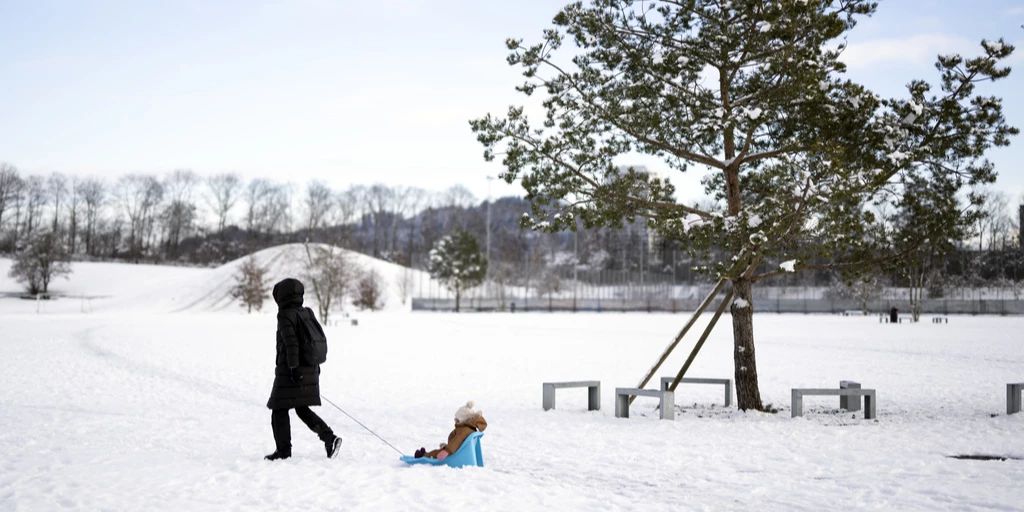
[266,278,322,410]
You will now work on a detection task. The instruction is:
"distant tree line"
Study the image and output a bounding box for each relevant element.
[0,162,1021,297]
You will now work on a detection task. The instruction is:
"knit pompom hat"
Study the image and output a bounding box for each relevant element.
[454,401,480,423]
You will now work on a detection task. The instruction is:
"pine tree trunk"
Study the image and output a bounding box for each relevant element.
[455,288,461,313]
[731,277,764,411]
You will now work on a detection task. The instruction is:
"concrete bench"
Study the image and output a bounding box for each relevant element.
[542,381,600,411]
[879,314,914,324]
[812,380,867,411]
[931,316,948,324]
[615,388,674,420]
[659,377,732,407]
[791,387,877,419]
[839,380,862,411]
[1009,383,1024,415]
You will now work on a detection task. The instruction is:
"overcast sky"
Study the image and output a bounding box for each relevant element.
[1,0,1022,203]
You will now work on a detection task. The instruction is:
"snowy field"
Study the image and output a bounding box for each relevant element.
[1,257,1023,511]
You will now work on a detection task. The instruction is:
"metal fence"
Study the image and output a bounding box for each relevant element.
[408,263,1024,314]
[411,296,1024,314]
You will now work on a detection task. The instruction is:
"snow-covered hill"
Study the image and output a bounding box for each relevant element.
[0,244,435,314]
[168,244,433,314]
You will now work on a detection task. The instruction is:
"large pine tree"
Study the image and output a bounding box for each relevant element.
[472,0,1016,410]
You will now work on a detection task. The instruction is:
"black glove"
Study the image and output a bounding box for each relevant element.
[289,367,304,384]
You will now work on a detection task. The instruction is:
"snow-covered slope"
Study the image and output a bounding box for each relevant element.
[168,244,433,314]
[0,244,434,314]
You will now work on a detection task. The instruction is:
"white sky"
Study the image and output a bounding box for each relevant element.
[1,0,1022,204]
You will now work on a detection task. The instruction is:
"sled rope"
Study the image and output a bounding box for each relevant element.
[322,395,404,456]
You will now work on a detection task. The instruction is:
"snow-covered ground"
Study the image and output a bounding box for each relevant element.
[1,255,1022,511]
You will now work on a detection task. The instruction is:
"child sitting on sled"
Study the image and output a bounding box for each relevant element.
[413,401,488,460]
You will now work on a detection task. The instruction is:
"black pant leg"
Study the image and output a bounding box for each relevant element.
[294,406,335,442]
[271,409,291,454]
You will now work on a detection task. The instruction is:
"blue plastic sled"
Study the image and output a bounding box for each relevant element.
[400,432,484,468]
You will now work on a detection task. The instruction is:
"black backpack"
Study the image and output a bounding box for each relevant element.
[297,307,328,365]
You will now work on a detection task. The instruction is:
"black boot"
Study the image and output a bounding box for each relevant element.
[270,409,292,461]
[414,447,426,458]
[326,436,343,459]
[264,450,291,461]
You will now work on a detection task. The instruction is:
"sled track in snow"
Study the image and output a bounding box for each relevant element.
[76,327,255,407]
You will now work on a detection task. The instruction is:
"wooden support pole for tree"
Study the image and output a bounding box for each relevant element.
[666,290,734,392]
[629,278,727,405]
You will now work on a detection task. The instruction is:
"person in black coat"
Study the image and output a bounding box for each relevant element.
[265,278,342,460]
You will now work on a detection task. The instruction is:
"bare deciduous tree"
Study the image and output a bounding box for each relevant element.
[47,173,68,233]
[79,178,106,256]
[304,180,333,236]
[302,244,361,324]
[443,185,476,209]
[975,187,1013,251]
[333,186,362,246]
[205,172,242,233]
[0,163,22,239]
[9,230,71,296]
[164,169,197,204]
[20,175,47,243]
[244,178,273,233]
[265,184,292,234]
[354,269,385,311]
[244,179,291,235]
[231,256,271,313]
[161,170,199,258]
[400,187,428,265]
[117,174,163,260]
[442,185,477,233]
[364,184,394,257]
[396,268,415,305]
[67,177,82,255]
